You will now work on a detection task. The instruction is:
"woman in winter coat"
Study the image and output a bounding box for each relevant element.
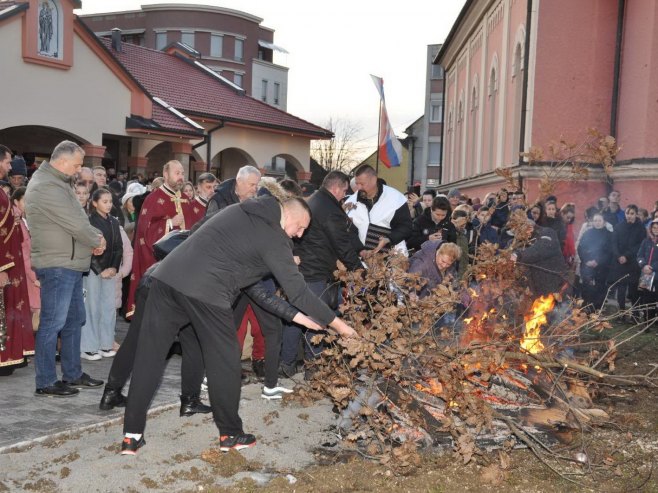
[611,205,647,318]
[637,219,658,322]
[408,240,461,298]
[578,212,614,311]
[540,201,567,252]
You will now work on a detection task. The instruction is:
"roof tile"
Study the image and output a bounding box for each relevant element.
[99,38,330,138]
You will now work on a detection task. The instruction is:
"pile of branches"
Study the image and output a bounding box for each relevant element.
[296,224,656,479]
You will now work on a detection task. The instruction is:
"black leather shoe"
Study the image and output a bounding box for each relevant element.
[252,359,265,379]
[99,386,126,410]
[63,372,104,388]
[35,381,79,397]
[180,394,212,417]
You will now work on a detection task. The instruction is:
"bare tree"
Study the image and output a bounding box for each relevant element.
[311,117,364,173]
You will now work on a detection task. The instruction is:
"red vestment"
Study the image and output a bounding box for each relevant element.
[0,192,34,370]
[126,186,195,317]
[188,196,208,227]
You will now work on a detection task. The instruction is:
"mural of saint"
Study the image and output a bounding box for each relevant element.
[39,0,60,58]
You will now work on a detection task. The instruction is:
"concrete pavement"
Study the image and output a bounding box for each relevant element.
[0,318,182,451]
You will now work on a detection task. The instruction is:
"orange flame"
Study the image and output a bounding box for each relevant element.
[520,294,555,354]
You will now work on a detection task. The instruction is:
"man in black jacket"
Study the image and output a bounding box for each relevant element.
[281,172,365,375]
[120,196,356,455]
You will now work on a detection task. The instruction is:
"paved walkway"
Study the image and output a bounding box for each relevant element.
[0,318,184,451]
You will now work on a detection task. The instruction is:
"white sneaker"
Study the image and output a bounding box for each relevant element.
[81,352,102,361]
[99,349,117,358]
[261,386,294,400]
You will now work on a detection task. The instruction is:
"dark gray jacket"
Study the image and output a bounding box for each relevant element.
[153,196,336,325]
[515,226,568,296]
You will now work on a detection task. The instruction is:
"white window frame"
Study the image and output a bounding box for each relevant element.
[430,101,443,123]
[428,141,442,165]
[234,73,243,87]
[261,79,268,102]
[431,64,444,80]
[210,34,223,58]
[273,82,280,105]
[181,31,195,48]
[155,32,167,50]
[234,38,244,62]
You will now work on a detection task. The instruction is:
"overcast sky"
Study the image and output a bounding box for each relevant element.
[77,1,466,158]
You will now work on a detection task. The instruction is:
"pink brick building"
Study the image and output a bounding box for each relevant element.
[436,0,658,210]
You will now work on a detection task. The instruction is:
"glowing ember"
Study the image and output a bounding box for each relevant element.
[520,294,555,354]
[414,378,444,396]
[463,317,474,325]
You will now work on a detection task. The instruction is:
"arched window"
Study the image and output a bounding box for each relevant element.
[470,77,480,173]
[456,94,464,178]
[487,59,498,170]
[512,41,524,164]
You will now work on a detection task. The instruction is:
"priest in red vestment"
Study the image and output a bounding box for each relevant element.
[0,146,34,375]
[188,172,217,226]
[126,160,195,318]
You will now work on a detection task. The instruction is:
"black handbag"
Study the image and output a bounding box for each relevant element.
[153,230,190,261]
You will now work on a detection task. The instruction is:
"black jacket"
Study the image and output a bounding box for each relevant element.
[206,178,239,219]
[408,207,457,251]
[540,216,567,251]
[295,188,364,281]
[611,220,646,280]
[515,226,568,296]
[88,211,122,274]
[578,227,613,282]
[490,201,510,229]
[153,195,336,325]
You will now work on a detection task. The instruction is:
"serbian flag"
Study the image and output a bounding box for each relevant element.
[371,75,403,168]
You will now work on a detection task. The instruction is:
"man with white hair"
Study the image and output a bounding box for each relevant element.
[126,160,195,318]
[206,165,261,218]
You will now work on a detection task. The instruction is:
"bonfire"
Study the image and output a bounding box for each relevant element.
[295,218,657,481]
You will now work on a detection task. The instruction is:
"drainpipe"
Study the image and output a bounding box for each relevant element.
[408,136,416,188]
[192,122,224,172]
[610,0,625,139]
[439,72,446,185]
[518,0,532,166]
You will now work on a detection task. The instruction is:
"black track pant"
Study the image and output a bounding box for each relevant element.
[106,281,204,397]
[232,279,282,388]
[123,279,242,436]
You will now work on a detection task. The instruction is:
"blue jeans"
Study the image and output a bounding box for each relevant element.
[34,268,85,389]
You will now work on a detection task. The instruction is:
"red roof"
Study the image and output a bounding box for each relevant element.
[98,38,331,139]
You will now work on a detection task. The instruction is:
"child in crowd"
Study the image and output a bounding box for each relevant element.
[81,188,123,360]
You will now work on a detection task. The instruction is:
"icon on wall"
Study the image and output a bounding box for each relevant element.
[38,0,61,58]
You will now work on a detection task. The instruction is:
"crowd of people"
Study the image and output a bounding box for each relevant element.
[0,140,656,456]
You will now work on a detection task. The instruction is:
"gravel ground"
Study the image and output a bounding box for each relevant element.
[0,378,338,492]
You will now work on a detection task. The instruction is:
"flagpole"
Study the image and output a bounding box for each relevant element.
[375,98,382,174]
